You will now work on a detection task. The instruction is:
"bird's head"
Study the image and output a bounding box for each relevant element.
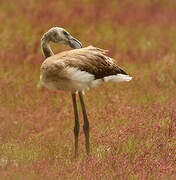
[42,27,82,49]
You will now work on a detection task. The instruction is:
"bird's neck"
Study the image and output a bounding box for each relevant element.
[41,35,54,58]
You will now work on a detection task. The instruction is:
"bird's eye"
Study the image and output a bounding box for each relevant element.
[63,31,69,36]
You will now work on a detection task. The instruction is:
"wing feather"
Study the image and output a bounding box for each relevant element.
[43,46,128,80]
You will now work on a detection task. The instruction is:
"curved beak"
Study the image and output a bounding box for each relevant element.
[68,35,82,49]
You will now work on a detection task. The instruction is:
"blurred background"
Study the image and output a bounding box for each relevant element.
[0,0,176,179]
[1,0,176,63]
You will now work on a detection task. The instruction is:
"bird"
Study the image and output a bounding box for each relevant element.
[40,27,132,157]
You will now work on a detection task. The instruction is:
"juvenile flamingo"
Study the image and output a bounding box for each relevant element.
[40,27,132,157]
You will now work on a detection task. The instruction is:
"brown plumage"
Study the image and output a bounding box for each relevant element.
[40,27,132,157]
[41,46,127,81]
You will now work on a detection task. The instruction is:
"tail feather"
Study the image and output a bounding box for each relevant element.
[104,74,132,82]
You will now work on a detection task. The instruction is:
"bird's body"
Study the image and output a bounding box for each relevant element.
[40,46,131,92]
[40,27,132,157]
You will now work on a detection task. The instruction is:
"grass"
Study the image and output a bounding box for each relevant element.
[0,0,176,179]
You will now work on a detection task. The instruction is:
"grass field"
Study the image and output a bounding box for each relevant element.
[0,0,176,179]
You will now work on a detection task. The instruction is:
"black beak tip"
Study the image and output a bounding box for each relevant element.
[69,38,82,49]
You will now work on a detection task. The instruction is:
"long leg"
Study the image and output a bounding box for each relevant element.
[78,91,90,155]
[72,92,80,158]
